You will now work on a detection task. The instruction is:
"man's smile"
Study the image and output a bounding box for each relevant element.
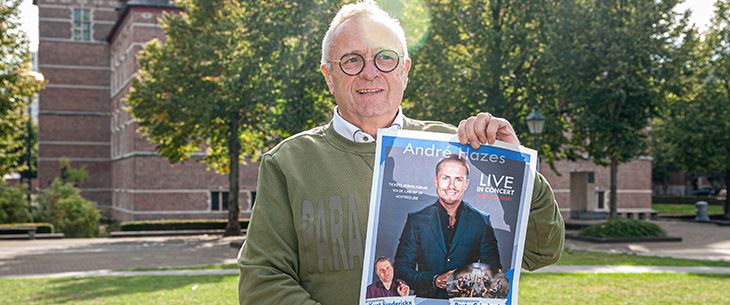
[356,88,384,94]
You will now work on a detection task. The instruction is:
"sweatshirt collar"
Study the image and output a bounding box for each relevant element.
[331,106,404,143]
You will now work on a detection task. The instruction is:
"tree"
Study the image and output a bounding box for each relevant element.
[656,1,730,219]
[127,0,334,235]
[544,0,690,217]
[406,0,570,164]
[0,0,44,176]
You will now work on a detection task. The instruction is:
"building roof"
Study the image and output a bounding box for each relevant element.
[107,0,181,43]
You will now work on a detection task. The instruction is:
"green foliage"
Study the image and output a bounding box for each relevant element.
[0,222,53,233]
[119,219,249,231]
[0,181,30,223]
[55,195,99,238]
[541,0,691,215]
[406,0,568,163]
[652,1,730,218]
[126,0,336,235]
[127,0,333,171]
[0,0,44,176]
[546,0,688,164]
[37,178,99,237]
[579,218,665,238]
[58,157,88,185]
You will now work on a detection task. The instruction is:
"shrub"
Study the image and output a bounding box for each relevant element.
[56,196,99,237]
[119,219,250,231]
[0,223,54,233]
[580,217,665,238]
[652,195,724,205]
[36,178,80,223]
[37,178,99,237]
[58,157,87,185]
[0,182,31,223]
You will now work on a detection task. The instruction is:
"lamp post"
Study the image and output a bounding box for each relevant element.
[26,71,44,220]
[526,106,545,171]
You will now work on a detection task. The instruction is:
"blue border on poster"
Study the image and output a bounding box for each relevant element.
[379,136,531,165]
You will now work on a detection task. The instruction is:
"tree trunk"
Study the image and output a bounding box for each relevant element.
[609,156,618,218]
[724,169,730,220]
[224,118,242,236]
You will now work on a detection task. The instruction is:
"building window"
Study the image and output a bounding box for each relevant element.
[596,191,605,210]
[73,8,91,41]
[249,191,257,210]
[211,191,229,211]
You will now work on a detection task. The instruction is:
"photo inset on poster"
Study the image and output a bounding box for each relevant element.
[360,130,537,305]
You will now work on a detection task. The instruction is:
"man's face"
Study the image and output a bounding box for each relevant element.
[375,260,394,283]
[434,161,469,207]
[321,16,411,128]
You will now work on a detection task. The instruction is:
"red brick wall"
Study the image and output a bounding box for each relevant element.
[541,158,653,214]
[36,0,115,212]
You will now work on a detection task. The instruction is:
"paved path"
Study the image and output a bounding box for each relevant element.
[0,235,244,277]
[1,219,728,279]
[565,219,730,262]
[4,265,730,279]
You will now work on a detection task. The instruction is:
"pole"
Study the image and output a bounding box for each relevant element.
[533,133,540,172]
[26,103,33,221]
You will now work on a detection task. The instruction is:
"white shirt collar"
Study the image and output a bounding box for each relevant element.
[331,106,404,143]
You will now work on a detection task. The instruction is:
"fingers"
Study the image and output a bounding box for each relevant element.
[457,115,482,149]
[485,118,510,144]
[474,112,492,144]
[458,112,520,147]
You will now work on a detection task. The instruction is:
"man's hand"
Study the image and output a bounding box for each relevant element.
[458,112,520,149]
[434,269,455,289]
[396,280,410,296]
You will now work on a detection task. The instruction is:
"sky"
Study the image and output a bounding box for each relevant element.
[18,0,719,53]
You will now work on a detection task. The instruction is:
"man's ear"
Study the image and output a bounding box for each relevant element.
[321,64,334,93]
[404,57,412,80]
[404,57,412,76]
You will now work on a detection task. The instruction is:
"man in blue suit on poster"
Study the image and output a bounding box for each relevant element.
[395,156,501,299]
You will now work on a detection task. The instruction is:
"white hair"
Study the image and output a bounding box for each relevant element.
[320,0,409,66]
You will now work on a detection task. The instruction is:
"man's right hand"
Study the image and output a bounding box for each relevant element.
[434,269,455,289]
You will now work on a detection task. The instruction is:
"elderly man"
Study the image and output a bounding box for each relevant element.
[394,156,500,299]
[237,1,564,305]
[365,257,409,298]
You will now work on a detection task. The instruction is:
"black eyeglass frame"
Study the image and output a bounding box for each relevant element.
[327,49,401,76]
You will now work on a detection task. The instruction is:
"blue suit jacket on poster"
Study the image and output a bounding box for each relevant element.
[394,201,501,299]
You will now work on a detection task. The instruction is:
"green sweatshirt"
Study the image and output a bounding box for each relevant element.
[237,118,564,305]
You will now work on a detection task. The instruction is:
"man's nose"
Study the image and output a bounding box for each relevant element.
[359,59,379,80]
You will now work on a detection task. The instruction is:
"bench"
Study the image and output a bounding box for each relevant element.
[0,227,37,239]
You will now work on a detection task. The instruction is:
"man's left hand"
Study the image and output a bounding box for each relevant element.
[457,112,520,148]
[397,281,410,296]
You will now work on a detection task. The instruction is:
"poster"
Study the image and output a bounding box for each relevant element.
[360,129,538,305]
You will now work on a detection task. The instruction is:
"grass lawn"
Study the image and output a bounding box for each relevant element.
[122,264,238,272]
[652,203,724,215]
[118,249,730,272]
[1,273,729,304]
[0,275,237,305]
[520,273,730,305]
[558,249,730,267]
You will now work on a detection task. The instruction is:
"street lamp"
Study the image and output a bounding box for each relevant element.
[526,106,545,171]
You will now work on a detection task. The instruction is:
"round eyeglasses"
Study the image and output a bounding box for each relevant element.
[328,49,400,76]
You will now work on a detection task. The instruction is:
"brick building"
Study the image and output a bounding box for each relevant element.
[35,0,652,222]
[35,0,257,221]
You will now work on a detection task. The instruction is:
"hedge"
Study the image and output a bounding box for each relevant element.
[580,217,665,238]
[653,195,724,205]
[0,222,54,234]
[119,219,251,231]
